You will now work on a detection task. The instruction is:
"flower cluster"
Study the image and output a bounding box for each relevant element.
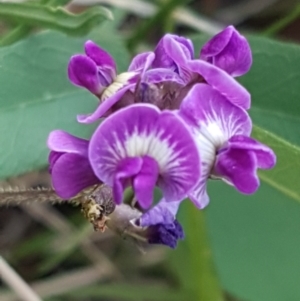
[48,26,276,248]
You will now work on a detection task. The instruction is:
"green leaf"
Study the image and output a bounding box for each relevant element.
[38,223,92,274]
[206,181,300,301]
[252,125,300,202]
[63,283,189,301]
[170,202,224,301]
[0,28,129,179]
[0,2,112,36]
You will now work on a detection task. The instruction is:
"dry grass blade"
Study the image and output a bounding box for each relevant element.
[0,256,42,301]
[0,265,109,301]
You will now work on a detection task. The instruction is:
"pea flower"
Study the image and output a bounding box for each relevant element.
[68,40,155,123]
[200,25,252,77]
[47,130,99,199]
[179,83,276,208]
[88,103,201,209]
[154,33,251,110]
[138,27,251,112]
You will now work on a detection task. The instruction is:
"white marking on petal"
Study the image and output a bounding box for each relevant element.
[101,72,137,100]
[124,127,178,172]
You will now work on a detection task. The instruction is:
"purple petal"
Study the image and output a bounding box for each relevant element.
[148,220,184,248]
[133,156,159,209]
[200,26,252,76]
[227,135,276,169]
[89,104,201,204]
[68,55,102,94]
[48,151,62,174]
[51,153,99,199]
[141,68,185,85]
[47,130,89,156]
[214,147,259,194]
[188,165,210,209]
[84,40,116,74]
[152,34,194,70]
[186,60,251,109]
[139,198,180,227]
[162,35,195,82]
[113,157,143,204]
[128,51,155,73]
[152,34,194,82]
[180,83,252,142]
[77,84,135,123]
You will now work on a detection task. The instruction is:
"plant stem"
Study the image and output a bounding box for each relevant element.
[0,25,31,47]
[171,201,224,301]
[263,3,300,37]
[127,0,187,52]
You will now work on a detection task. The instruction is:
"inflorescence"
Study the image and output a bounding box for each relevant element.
[47,26,276,248]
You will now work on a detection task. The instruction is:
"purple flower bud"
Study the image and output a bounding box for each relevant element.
[200,26,252,77]
[147,220,184,249]
[136,199,184,248]
[68,40,117,95]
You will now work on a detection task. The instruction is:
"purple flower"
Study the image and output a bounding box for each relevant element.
[88,104,201,209]
[107,201,184,249]
[139,198,181,227]
[200,25,252,77]
[147,220,184,248]
[136,199,184,248]
[161,37,251,110]
[47,130,99,199]
[68,40,155,123]
[179,83,276,208]
[138,30,251,111]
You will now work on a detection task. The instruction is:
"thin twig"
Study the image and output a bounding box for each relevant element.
[0,186,64,206]
[0,256,42,301]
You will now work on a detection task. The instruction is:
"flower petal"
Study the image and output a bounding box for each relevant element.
[77,84,135,123]
[141,68,185,85]
[200,26,252,76]
[186,60,251,109]
[68,55,102,94]
[188,164,210,209]
[179,83,252,146]
[84,40,116,74]
[161,35,195,83]
[51,153,99,199]
[227,135,276,169]
[139,198,180,227]
[152,34,194,70]
[128,51,155,73]
[148,220,184,248]
[47,130,89,156]
[89,104,201,204]
[133,156,159,209]
[214,147,259,194]
[113,157,143,204]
